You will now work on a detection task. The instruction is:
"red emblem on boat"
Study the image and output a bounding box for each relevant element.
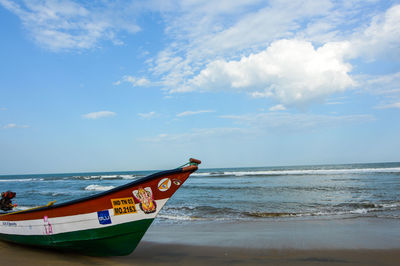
[133,187,157,214]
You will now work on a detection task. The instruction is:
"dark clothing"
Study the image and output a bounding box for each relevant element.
[0,191,16,211]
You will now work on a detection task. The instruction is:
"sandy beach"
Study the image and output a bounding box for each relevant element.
[2,240,400,266]
[1,217,399,265]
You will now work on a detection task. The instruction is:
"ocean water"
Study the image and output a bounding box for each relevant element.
[1,162,400,224]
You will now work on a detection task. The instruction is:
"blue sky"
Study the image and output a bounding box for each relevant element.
[0,0,399,174]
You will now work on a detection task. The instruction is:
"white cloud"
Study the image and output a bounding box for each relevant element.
[361,72,400,95]
[189,39,354,106]
[269,104,286,111]
[374,102,400,109]
[148,2,400,106]
[352,4,400,60]
[82,111,116,119]
[140,111,374,142]
[326,101,344,105]
[0,0,141,51]
[138,111,157,119]
[150,0,336,92]
[220,112,374,131]
[139,127,245,142]
[114,75,151,87]
[176,110,215,117]
[3,123,29,129]
[0,107,7,111]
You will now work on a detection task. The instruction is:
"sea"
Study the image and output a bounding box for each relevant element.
[1,162,400,224]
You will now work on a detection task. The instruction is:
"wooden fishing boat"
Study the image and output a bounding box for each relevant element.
[0,158,201,256]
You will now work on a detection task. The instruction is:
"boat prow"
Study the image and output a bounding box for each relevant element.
[0,158,201,256]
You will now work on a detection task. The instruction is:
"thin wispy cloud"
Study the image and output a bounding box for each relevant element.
[176,110,215,117]
[138,111,157,119]
[374,102,400,109]
[269,104,286,111]
[82,111,116,120]
[114,75,151,87]
[361,72,400,95]
[326,102,344,105]
[139,127,245,142]
[220,112,375,132]
[3,123,29,129]
[0,0,141,51]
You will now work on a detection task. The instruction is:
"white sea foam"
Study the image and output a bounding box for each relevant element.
[0,178,44,182]
[75,175,139,180]
[99,175,119,179]
[157,214,207,221]
[14,206,33,211]
[121,175,140,179]
[84,184,115,191]
[192,167,400,177]
[101,175,139,180]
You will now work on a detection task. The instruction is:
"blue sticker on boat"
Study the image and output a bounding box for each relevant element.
[97,210,112,225]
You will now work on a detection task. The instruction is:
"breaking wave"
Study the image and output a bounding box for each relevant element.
[191,167,400,177]
[84,184,115,191]
[0,178,44,182]
[74,175,140,180]
[160,202,400,221]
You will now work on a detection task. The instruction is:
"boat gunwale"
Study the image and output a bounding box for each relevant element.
[1,165,197,217]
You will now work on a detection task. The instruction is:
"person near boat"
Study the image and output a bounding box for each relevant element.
[0,191,17,211]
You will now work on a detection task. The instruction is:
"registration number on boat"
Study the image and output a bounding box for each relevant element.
[111,197,137,215]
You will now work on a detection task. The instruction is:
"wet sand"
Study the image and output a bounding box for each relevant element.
[1,240,400,266]
[1,218,400,265]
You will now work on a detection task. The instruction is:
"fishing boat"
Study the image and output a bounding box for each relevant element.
[0,158,201,256]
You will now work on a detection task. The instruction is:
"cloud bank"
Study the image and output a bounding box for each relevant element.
[189,39,354,106]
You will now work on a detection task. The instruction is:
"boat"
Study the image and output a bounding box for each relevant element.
[0,158,201,256]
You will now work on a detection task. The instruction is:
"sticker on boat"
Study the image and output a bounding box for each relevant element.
[43,216,53,235]
[132,187,157,214]
[158,178,171,192]
[111,197,137,216]
[97,210,112,225]
[173,179,182,186]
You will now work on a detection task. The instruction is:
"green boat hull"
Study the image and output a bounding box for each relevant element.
[0,218,154,256]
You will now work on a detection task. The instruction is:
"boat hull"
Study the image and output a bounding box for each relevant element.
[0,164,198,256]
[0,218,154,256]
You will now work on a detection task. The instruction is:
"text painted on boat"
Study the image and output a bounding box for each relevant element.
[111,197,137,215]
[2,221,17,227]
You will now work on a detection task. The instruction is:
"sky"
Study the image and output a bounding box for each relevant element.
[0,0,399,174]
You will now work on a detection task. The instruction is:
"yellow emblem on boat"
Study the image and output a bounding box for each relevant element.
[111,197,137,216]
[158,178,171,192]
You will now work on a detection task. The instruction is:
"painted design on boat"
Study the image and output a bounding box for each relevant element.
[173,179,182,186]
[158,178,171,192]
[43,216,53,235]
[133,187,157,214]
